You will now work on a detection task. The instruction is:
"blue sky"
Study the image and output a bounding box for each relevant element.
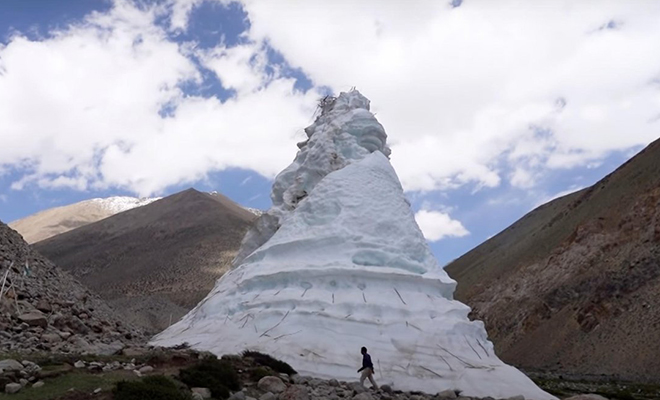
[0,0,658,265]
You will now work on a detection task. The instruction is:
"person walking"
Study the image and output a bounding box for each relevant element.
[357,346,378,389]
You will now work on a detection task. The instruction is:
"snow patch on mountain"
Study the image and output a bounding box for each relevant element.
[89,196,161,213]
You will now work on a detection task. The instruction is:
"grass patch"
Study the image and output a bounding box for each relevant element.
[241,351,297,375]
[114,375,192,400]
[179,356,239,400]
[0,370,136,400]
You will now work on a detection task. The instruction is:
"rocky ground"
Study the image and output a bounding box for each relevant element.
[0,347,641,400]
[0,220,145,355]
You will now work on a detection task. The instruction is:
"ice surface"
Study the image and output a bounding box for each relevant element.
[152,91,555,400]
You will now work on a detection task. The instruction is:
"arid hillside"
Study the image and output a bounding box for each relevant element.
[446,138,660,383]
[34,188,256,333]
[0,220,144,354]
[9,196,159,243]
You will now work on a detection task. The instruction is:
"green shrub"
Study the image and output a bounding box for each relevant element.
[250,367,273,382]
[114,375,191,400]
[179,356,239,399]
[242,350,297,375]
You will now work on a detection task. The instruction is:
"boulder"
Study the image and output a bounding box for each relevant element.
[18,313,48,328]
[258,376,287,393]
[41,333,61,343]
[122,347,147,357]
[437,389,457,399]
[74,360,86,368]
[92,340,124,356]
[353,393,373,400]
[32,381,45,388]
[328,379,340,387]
[0,359,24,372]
[229,391,246,400]
[35,300,52,313]
[192,387,212,399]
[280,385,310,400]
[349,382,366,394]
[259,392,276,400]
[380,384,393,394]
[5,383,21,394]
[138,365,154,374]
[563,396,609,400]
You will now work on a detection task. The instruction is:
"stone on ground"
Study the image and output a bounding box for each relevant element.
[192,387,212,399]
[280,385,310,400]
[258,376,287,393]
[5,383,21,394]
[437,389,457,399]
[0,360,23,371]
[259,392,276,400]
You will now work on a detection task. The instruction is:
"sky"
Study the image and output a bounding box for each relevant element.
[0,0,659,265]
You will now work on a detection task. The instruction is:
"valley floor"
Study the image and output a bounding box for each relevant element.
[0,347,658,400]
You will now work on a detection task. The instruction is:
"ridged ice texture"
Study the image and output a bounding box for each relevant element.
[152,92,555,400]
[232,91,391,266]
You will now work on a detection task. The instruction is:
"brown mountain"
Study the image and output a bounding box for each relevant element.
[34,188,256,333]
[446,138,660,383]
[0,220,144,354]
[9,196,159,244]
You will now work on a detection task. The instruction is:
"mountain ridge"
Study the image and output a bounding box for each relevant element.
[445,138,660,382]
[34,188,256,333]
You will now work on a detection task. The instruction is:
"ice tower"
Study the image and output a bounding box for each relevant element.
[152,91,555,400]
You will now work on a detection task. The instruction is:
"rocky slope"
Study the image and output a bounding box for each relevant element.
[0,220,144,355]
[445,138,660,383]
[34,188,256,333]
[8,196,160,244]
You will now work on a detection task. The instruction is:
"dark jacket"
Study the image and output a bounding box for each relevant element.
[358,353,374,372]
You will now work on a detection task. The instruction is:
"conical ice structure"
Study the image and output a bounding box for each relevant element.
[152,91,555,400]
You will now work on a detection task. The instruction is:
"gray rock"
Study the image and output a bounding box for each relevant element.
[192,387,212,399]
[349,382,367,394]
[437,390,457,399]
[74,360,86,368]
[138,365,154,374]
[328,379,340,387]
[42,333,61,343]
[35,300,52,313]
[32,381,45,388]
[353,393,373,400]
[259,392,276,400]
[18,312,48,328]
[280,384,310,400]
[258,376,287,394]
[192,394,204,400]
[0,359,24,371]
[19,378,28,387]
[94,388,102,394]
[504,396,525,400]
[229,391,246,400]
[563,396,609,400]
[92,340,124,356]
[122,347,147,357]
[380,385,393,394]
[5,383,21,394]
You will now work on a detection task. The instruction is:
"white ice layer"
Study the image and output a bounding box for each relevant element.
[152,91,555,400]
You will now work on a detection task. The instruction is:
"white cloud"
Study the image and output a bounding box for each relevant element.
[3,0,660,201]
[0,0,318,197]
[231,0,660,191]
[414,209,469,242]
